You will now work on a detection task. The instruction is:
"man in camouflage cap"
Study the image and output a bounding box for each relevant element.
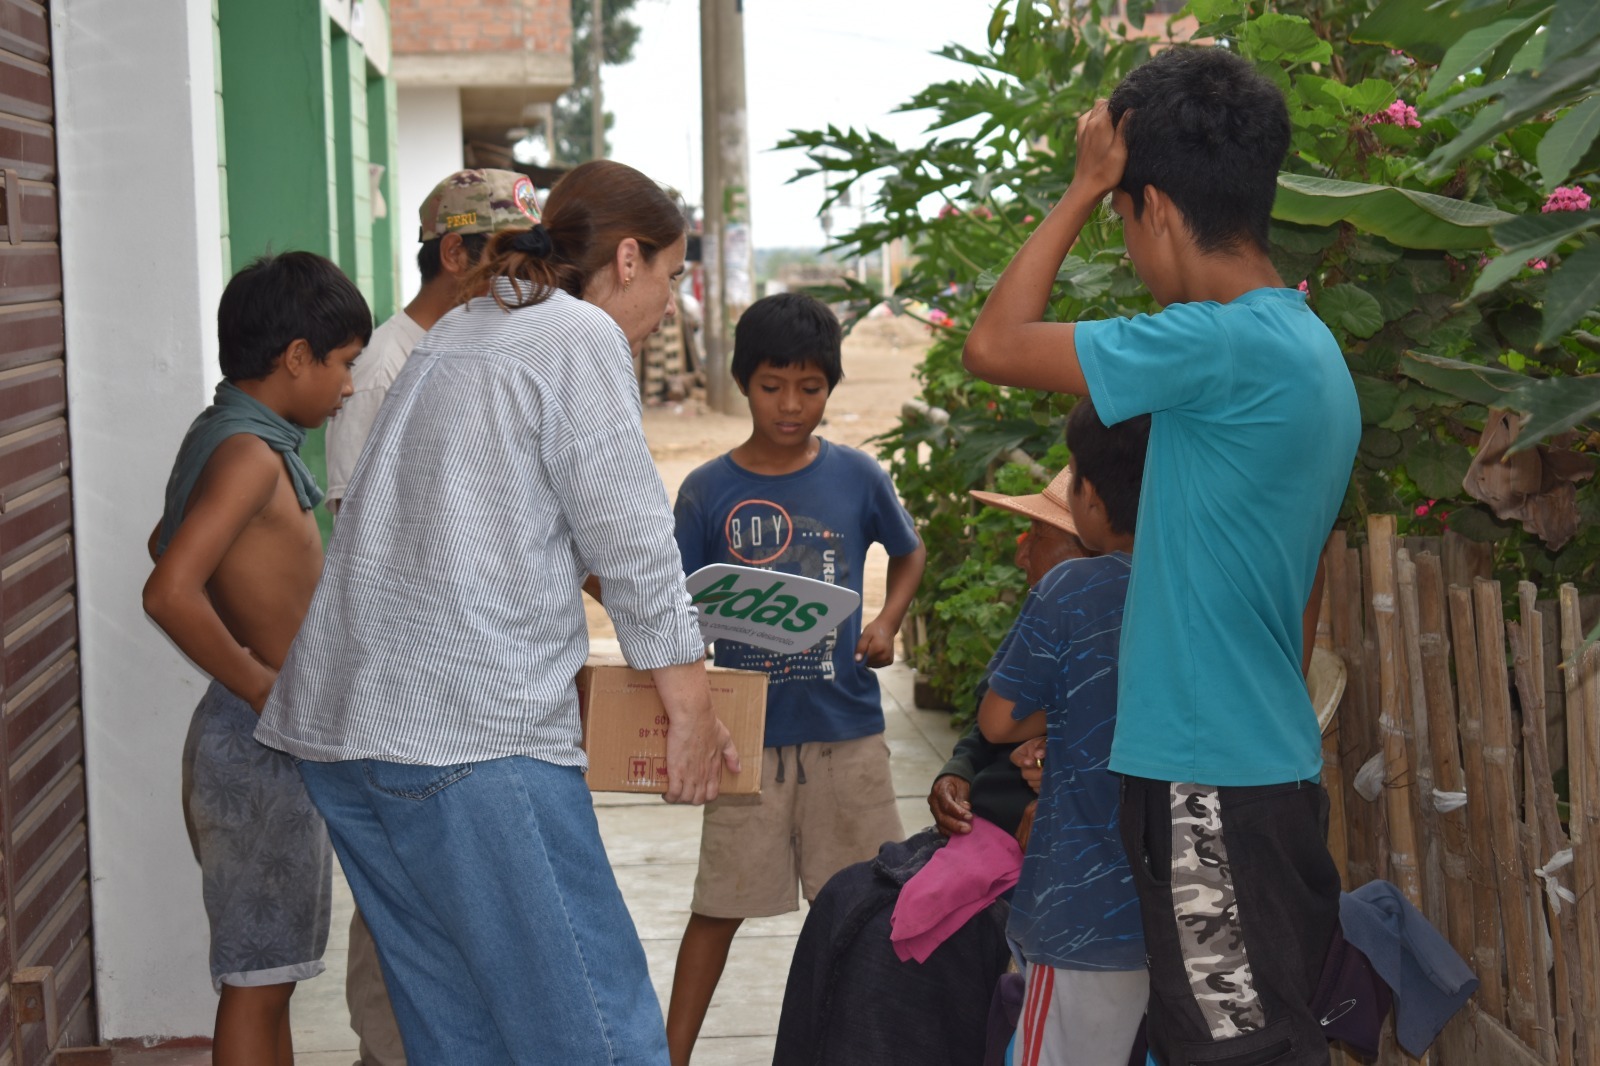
[326,167,537,1065]
[417,167,542,241]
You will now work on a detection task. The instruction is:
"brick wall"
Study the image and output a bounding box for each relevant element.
[390,0,571,56]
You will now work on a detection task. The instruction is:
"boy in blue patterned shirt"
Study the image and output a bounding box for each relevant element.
[979,398,1150,1066]
[666,292,926,1065]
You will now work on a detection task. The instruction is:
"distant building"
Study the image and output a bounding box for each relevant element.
[389,0,573,297]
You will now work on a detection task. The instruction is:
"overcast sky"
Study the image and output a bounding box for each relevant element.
[604,0,996,249]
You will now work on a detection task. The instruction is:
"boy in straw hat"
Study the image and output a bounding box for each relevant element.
[978,398,1152,1066]
[773,442,1108,1066]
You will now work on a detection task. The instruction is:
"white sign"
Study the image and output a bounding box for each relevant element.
[685,564,860,654]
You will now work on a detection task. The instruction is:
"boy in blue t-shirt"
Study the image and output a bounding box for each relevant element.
[979,399,1151,1066]
[964,47,1361,1066]
[666,292,926,1065]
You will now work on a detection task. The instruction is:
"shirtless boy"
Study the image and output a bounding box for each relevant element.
[144,251,371,1065]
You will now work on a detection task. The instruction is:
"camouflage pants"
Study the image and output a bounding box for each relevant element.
[1119,776,1339,1066]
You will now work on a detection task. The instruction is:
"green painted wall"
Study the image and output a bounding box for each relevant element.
[214,0,398,309]
[214,1,402,540]
[368,72,400,320]
[217,0,334,267]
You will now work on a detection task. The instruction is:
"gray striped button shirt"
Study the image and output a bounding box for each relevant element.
[256,288,705,767]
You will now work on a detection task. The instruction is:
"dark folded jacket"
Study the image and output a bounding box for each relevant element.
[774,829,1012,1066]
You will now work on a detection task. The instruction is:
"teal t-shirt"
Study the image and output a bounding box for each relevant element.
[1075,287,1359,786]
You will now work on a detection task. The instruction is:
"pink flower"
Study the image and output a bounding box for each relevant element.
[1365,100,1421,129]
[1528,259,1549,271]
[927,308,952,329]
[1415,503,1430,516]
[1022,215,1036,224]
[1542,186,1592,213]
[1297,280,1309,293]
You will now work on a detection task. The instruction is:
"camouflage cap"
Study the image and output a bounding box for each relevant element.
[417,169,541,242]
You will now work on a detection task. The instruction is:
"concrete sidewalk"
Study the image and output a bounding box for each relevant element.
[264,658,956,1064]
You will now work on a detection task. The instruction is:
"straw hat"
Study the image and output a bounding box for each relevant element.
[969,467,1078,535]
[1308,646,1346,736]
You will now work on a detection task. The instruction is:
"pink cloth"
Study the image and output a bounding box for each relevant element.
[890,816,1024,963]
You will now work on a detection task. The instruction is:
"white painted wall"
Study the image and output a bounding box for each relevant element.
[395,85,465,304]
[52,0,223,1040]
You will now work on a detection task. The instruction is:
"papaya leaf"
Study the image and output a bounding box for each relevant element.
[1319,284,1387,338]
[1274,174,1513,249]
[1538,96,1600,191]
[987,1,1010,47]
[1241,14,1332,65]
[1537,237,1600,345]
[1294,75,1350,113]
[1345,79,1401,115]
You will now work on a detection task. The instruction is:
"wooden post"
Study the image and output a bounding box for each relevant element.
[1449,584,1504,1023]
[1323,536,1352,887]
[1474,577,1540,1049]
[1559,586,1600,1066]
[1415,553,1473,961]
[1332,534,1375,888]
[1369,517,1421,906]
[1511,585,1578,1066]
[1396,550,1445,932]
[1362,541,1390,885]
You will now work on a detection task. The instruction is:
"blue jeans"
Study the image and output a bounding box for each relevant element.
[297,756,668,1064]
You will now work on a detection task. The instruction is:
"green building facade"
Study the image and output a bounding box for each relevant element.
[214,0,401,515]
[216,0,400,321]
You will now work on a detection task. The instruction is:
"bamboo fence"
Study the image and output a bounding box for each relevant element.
[1321,515,1600,1065]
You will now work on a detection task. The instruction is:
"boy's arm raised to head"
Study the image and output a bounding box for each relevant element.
[963,102,1127,396]
[142,435,283,712]
[978,687,1045,745]
[856,537,927,667]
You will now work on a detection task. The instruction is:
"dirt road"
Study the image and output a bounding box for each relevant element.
[586,314,930,642]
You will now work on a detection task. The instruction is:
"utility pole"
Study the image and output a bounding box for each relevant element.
[700,0,751,415]
[590,0,605,160]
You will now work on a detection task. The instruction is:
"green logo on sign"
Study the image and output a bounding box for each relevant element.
[690,575,831,633]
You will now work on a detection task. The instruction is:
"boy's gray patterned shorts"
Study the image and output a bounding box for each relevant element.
[182,680,332,990]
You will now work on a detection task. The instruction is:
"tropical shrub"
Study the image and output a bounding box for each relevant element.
[781,0,1600,715]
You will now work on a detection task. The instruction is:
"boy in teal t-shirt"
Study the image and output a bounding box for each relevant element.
[963,47,1360,1066]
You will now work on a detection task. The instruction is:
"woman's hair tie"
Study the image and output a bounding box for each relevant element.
[509,224,554,259]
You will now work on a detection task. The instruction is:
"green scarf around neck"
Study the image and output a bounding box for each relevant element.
[156,381,324,556]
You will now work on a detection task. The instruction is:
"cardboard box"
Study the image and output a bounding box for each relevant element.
[577,655,766,795]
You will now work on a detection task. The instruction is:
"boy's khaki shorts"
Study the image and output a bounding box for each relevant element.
[691,733,904,919]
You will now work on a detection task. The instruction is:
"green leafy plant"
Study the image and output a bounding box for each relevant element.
[782,0,1599,711]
